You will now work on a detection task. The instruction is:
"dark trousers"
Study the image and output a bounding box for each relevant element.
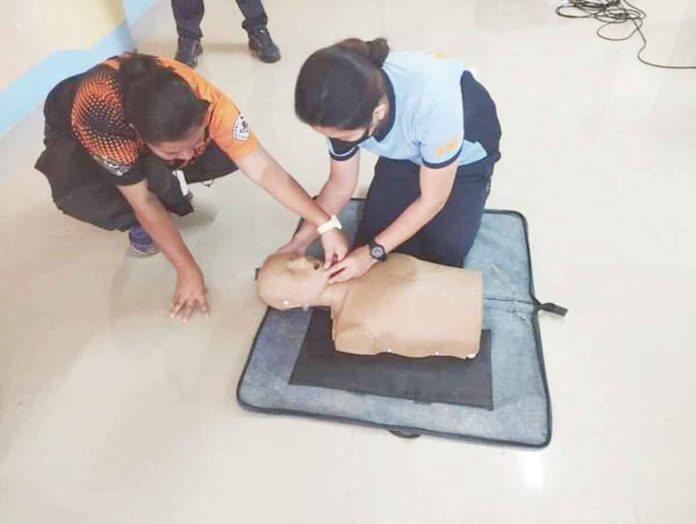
[354,155,498,267]
[35,75,237,232]
[172,0,268,39]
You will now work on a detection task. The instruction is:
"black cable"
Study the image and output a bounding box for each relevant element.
[555,0,696,69]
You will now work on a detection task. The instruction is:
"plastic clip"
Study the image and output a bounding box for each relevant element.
[536,302,568,317]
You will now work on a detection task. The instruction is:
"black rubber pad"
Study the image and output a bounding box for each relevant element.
[289,308,493,410]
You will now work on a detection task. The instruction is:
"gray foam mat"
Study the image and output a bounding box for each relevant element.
[237,200,555,447]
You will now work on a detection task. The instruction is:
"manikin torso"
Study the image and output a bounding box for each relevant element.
[257,253,483,359]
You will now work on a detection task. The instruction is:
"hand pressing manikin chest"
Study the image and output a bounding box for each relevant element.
[257,253,483,359]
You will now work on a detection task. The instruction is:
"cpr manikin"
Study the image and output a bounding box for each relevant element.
[257,253,483,359]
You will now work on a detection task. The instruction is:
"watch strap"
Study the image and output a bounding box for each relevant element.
[317,214,342,235]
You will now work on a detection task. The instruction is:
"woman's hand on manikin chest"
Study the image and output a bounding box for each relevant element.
[327,245,376,284]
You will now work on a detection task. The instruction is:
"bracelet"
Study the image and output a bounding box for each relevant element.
[317,214,343,235]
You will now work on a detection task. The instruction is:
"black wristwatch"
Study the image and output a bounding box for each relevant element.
[368,239,388,262]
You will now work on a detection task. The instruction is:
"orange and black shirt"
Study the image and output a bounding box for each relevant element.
[71,54,259,185]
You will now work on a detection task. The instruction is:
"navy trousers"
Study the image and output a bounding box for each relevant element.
[354,155,498,267]
[172,0,268,39]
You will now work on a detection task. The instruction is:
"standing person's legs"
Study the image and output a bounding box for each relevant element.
[236,0,267,31]
[172,0,205,68]
[236,0,281,63]
[172,0,205,39]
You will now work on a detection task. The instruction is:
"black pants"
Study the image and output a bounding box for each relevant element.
[172,0,268,39]
[34,74,237,232]
[354,155,498,267]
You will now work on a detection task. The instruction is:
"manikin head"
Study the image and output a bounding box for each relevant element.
[257,254,330,311]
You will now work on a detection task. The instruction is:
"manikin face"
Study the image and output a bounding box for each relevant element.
[257,254,329,310]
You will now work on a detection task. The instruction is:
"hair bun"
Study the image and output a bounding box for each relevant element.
[336,37,390,67]
[366,38,389,66]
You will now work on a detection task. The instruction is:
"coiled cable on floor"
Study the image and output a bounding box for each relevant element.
[555,0,696,69]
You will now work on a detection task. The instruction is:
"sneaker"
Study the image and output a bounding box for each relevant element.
[128,225,160,257]
[175,37,203,68]
[247,27,281,63]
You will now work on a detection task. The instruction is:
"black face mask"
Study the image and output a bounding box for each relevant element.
[334,126,372,150]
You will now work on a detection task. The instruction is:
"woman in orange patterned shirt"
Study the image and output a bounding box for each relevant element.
[35,53,348,320]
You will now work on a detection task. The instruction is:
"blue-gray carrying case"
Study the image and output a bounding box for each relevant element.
[237,200,566,447]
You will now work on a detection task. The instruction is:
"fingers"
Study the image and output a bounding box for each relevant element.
[328,260,351,284]
[330,244,348,265]
[324,249,335,269]
[181,300,195,322]
[329,269,351,284]
[324,244,348,268]
[336,235,349,261]
[170,298,184,318]
[321,231,349,268]
[170,289,210,321]
[328,258,348,277]
[199,289,210,318]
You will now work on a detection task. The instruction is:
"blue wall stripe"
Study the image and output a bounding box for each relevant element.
[0,0,159,137]
[0,23,134,136]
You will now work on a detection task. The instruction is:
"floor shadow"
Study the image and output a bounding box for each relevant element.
[199,41,250,55]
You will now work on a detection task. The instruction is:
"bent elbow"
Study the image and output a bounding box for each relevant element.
[429,197,448,216]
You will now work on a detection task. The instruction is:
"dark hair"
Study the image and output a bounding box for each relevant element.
[295,38,390,130]
[117,54,208,143]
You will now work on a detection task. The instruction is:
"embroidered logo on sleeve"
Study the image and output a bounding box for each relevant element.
[435,133,461,158]
[232,114,250,141]
[428,51,449,60]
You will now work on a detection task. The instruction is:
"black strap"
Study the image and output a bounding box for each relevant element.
[533,298,568,317]
[389,429,422,439]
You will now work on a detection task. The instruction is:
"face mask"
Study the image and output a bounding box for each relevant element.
[334,126,372,150]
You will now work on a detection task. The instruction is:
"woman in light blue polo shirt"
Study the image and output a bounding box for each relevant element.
[283,37,501,282]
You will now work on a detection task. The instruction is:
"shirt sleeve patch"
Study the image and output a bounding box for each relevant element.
[435,133,462,159]
[93,155,132,177]
[233,114,250,141]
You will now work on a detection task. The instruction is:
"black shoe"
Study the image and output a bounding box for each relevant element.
[247,27,281,63]
[175,37,203,68]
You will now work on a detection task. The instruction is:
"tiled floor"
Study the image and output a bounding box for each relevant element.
[1,1,696,522]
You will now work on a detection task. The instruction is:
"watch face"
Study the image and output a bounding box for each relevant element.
[370,245,385,260]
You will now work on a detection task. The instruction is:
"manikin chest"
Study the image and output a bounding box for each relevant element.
[331,255,483,359]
